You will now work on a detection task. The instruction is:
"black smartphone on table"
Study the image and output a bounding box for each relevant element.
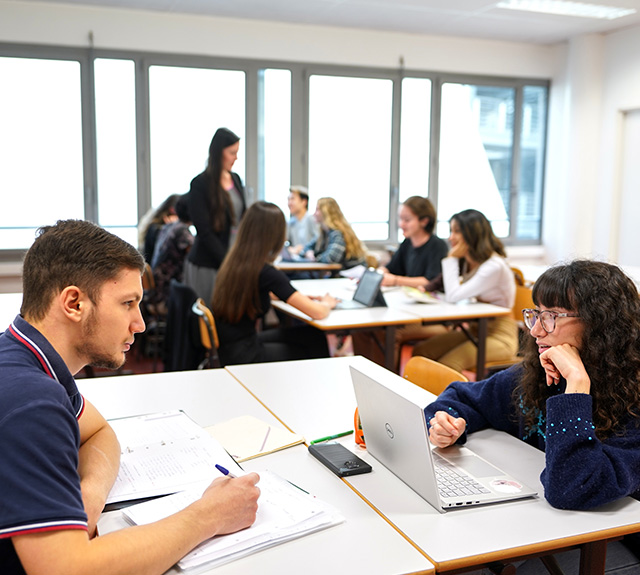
[308,443,372,477]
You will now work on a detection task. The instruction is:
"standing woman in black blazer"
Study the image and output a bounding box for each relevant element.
[184,127,246,302]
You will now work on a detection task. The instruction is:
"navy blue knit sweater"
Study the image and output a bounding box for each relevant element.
[424,365,640,510]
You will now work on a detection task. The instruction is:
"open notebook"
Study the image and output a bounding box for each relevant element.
[205,415,305,462]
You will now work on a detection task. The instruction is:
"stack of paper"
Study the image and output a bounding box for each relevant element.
[122,471,344,573]
[106,411,242,504]
[205,415,305,462]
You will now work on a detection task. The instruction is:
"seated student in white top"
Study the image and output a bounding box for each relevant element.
[412,208,518,373]
[286,185,317,251]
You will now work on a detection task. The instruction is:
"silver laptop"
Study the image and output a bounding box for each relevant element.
[350,365,537,513]
[335,269,386,309]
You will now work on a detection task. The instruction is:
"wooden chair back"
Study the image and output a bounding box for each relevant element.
[510,266,534,325]
[142,263,156,291]
[403,356,468,396]
[191,298,220,368]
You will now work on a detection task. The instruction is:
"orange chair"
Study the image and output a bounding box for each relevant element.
[402,355,468,395]
[191,298,220,369]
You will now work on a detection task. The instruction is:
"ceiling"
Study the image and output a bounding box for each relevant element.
[22,0,640,44]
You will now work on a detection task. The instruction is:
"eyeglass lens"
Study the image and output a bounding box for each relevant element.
[523,310,556,332]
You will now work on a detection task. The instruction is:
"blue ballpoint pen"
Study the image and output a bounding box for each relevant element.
[215,464,238,478]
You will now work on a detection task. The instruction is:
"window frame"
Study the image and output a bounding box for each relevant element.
[0,42,549,262]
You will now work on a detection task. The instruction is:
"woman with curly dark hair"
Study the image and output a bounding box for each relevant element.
[426,260,640,508]
[424,260,640,570]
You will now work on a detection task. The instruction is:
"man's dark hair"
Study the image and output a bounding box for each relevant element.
[289,186,309,209]
[21,219,145,321]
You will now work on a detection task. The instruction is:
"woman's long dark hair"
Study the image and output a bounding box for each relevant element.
[451,209,506,264]
[516,260,640,438]
[206,127,240,233]
[212,201,286,323]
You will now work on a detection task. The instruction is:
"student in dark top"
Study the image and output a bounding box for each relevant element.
[353,196,448,369]
[150,193,194,312]
[426,260,640,573]
[185,127,246,303]
[138,194,180,264]
[380,196,448,290]
[212,201,337,366]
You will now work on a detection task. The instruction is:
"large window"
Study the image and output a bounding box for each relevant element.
[518,85,547,240]
[399,77,432,203]
[95,58,138,245]
[148,66,246,209]
[261,68,292,216]
[0,45,548,256]
[308,75,393,240]
[0,56,84,250]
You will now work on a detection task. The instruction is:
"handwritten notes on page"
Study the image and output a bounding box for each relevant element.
[106,410,241,504]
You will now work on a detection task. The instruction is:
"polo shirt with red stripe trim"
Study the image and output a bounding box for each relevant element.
[0,315,88,575]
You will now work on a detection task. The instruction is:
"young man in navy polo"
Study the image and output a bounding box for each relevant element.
[0,219,260,575]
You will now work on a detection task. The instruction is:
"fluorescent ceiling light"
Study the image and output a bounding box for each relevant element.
[496,0,636,20]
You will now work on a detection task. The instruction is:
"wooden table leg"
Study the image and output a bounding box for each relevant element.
[385,326,397,372]
[579,540,607,575]
[476,318,488,379]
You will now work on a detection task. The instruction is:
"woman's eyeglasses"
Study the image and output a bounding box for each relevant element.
[522,308,579,334]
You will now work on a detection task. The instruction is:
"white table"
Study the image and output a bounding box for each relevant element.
[273,280,421,372]
[226,357,640,575]
[276,278,512,377]
[81,369,434,575]
[227,356,358,443]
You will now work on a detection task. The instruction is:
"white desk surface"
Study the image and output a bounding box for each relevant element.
[288,277,512,324]
[383,289,512,322]
[226,356,361,443]
[226,356,640,573]
[273,298,422,330]
[82,369,434,575]
[0,292,22,330]
[274,261,342,272]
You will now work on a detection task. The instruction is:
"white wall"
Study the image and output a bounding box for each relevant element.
[4,1,639,274]
[593,26,640,264]
[0,0,559,76]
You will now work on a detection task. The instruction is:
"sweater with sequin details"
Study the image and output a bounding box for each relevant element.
[424,365,640,510]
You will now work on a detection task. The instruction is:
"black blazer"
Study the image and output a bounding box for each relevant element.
[186,171,246,269]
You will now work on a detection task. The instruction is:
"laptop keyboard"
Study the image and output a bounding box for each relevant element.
[434,457,491,499]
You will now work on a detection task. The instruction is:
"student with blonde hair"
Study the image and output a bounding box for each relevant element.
[301,197,366,269]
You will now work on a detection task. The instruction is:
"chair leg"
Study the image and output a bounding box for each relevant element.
[540,554,566,575]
